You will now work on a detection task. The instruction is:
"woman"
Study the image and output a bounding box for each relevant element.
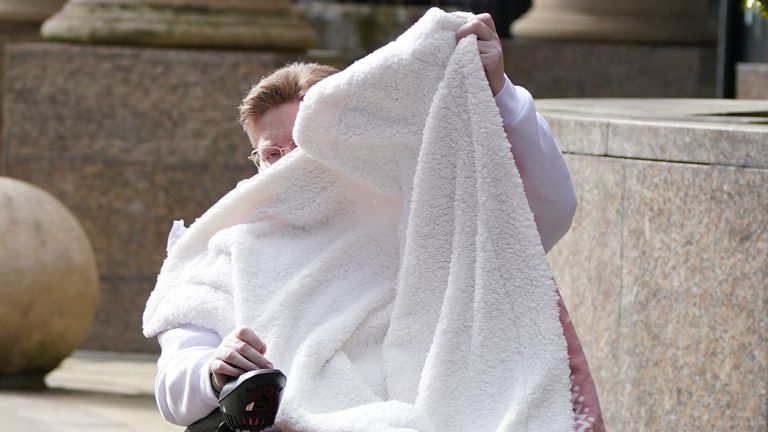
[153,13,579,428]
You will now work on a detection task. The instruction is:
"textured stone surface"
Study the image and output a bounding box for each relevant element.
[544,115,608,155]
[0,0,65,23]
[0,22,46,163]
[548,155,624,429]
[737,62,768,99]
[549,159,768,430]
[6,160,251,282]
[83,277,158,352]
[538,98,768,168]
[617,161,767,431]
[511,0,716,43]
[0,390,180,431]
[503,39,716,98]
[544,105,767,430]
[41,0,316,50]
[606,121,768,169]
[2,42,325,352]
[0,352,179,431]
[0,178,99,383]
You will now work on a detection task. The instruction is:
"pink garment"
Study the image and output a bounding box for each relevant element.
[153,76,587,427]
[557,283,607,432]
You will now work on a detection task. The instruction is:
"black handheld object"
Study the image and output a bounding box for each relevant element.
[216,369,287,432]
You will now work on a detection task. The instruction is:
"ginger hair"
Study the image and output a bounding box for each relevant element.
[239,62,340,129]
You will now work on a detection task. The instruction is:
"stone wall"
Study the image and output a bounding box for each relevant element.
[0,2,66,160]
[0,22,46,160]
[1,42,331,352]
[538,98,767,430]
[502,40,717,98]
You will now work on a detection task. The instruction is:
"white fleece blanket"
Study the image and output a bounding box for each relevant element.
[144,8,573,432]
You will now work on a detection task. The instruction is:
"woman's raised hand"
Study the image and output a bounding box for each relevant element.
[210,326,272,393]
[455,13,506,96]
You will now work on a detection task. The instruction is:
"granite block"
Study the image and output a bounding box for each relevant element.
[607,121,768,169]
[543,115,608,155]
[737,62,768,100]
[7,159,251,354]
[502,39,716,98]
[618,160,767,431]
[2,43,299,351]
[81,277,159,353]
[155,162,256,221]
[5,160,163,278]
[2,43,301,165]
[537,98,768,168]
[6,160,252,278]
[536,100,766,429]
[0,22,45,168]
[547,154,624,430]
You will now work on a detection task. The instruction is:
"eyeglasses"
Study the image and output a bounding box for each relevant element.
[248,140,296,168]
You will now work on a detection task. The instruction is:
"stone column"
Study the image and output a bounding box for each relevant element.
[41,0,316,50]
[511,0,717,43]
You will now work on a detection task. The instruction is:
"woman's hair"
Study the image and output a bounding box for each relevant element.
[239,62,340,128]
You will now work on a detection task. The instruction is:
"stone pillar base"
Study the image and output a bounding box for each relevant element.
[42,0,316,50]
[0,1,64,23]
[512,1,716,44]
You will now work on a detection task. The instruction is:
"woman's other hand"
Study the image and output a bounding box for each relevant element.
[210,326,272,393]
[455,13,506,96]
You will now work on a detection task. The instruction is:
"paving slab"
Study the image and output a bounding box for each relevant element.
[0,351,183,431]
[45,351,157,397]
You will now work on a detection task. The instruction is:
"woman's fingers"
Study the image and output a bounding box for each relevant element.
[210,325,272,376]
[224,337,273,369]
[455,13,506,96]
[211,358,245,377]
[232,326,267,355]
[208,326,274,393]
[474,13,497,36]
[217,345,261,371]
[222,326,272,368]
[455,14,497,42]
[477,40,503,56]
[210,359,244,393]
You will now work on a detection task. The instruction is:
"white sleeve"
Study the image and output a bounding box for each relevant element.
[155,325,222,426]
[494,75,578,253]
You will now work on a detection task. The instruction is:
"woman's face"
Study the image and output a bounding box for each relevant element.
[247,101,301,169]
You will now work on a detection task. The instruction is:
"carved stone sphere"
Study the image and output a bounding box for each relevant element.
[0,177,99,389]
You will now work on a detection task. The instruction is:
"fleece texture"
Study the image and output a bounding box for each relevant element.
[143,8,574,432]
